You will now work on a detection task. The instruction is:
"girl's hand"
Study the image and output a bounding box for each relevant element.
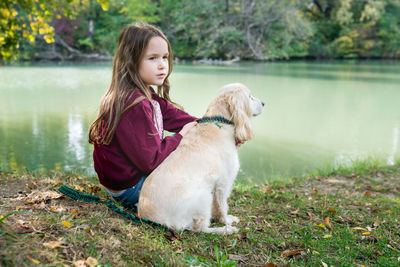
[179,121,198,137]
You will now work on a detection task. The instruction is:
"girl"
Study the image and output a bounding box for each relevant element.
[88,22,197,210]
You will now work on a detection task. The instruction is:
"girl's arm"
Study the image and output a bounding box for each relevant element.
[115,99,183,173]
[153,94,198,132]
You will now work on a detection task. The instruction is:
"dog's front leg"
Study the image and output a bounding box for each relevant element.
[212,184,239,226]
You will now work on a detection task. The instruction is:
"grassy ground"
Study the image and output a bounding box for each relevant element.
[0,162,399,266]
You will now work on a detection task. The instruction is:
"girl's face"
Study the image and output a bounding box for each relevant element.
[139,36,169,87]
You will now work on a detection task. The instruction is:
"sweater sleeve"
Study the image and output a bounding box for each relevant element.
[153,94,198,132]
[114,99,183,174]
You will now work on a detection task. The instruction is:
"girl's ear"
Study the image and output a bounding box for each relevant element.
[228,90,253,142]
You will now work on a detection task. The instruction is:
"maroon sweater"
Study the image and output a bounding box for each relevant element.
[93,89,197,190]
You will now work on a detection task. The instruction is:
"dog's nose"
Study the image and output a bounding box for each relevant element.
[261,102,265,107]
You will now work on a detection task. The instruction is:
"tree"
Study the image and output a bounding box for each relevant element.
[306,0,400,58]
[162,0,312,60]
[0,0,111,62]
[0,0,74,62]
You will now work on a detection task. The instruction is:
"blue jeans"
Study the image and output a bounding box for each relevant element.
[111,176,147,211]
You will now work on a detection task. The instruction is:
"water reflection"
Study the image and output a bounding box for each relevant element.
[67,113,84,162]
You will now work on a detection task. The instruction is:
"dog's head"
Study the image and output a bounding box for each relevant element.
[206,83,264,142]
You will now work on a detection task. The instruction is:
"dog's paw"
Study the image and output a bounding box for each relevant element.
[224,215,240,226]
[223,225,239,235]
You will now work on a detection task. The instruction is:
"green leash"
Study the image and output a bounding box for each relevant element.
[58,185,166,229]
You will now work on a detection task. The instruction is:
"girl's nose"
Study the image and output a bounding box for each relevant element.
[159,59,168,69]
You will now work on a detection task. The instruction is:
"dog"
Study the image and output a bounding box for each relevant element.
[138,83,264,234]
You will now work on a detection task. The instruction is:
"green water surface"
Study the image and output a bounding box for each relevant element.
[1,61,399,182]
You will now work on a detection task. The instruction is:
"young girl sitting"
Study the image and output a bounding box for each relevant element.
[88,22,197,210]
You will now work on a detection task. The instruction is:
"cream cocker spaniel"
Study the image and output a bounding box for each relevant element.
[138,83,264,234]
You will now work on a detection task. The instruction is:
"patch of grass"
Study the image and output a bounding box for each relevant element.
[0,163,399,266]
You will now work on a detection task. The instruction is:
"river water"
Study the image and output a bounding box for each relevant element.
[1,61,399,182]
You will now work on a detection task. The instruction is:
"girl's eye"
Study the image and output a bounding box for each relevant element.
[163,56,168,59]
[149,57,155,60]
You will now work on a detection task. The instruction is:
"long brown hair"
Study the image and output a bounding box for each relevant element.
[89,22,175,145]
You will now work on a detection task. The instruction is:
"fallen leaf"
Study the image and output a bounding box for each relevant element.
[323,234,332,239]
[314,223,326,228]
[256,217,264,224]
[26,190,63,204]
[362,232,371,236]
[307,212,315,218]
[73,260,88,267]
[373,219,380,227]
[236,232,247,240]
[264,263,277,267]
[62,221,72,228]
[352,227,366,232]
[89,186,101,193]
[69,209,79,219]
[321,260,328,267]
[324,217,332,229]
[27,183,37,189]
[281,249,303,258]
[228,254,248,262]
[290,209,300,215]
[364,191,373,197]
[14,220,34,234]
[27,255,40,264]
[327,208,337,214]
[86,257,98,267]
[43,240,62,249]
[164,230,180,242]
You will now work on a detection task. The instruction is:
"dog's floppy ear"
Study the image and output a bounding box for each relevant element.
[227,89,253,142]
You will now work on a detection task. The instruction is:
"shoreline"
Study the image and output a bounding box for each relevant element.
[3,56,399,67]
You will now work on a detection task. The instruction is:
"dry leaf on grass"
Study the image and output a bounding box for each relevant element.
[324,217,332,229]
[327,208,337,214]
[13,219,34,234]
[228,254,248,262]
[43,240,63,249]
[314,223,326,228]
[62,221,72,228]
[86,257,98,267]
[307,212,315,218]
[264,263,277,267]
[236,232,247,240]
[352,227,366,232]
[290,209,300,215]
[364,191,374,197]
[27,255,40,264]
[73,260,88,267]
[281,249,303,258]
[25,190,64,204]
[164,230,180,242]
